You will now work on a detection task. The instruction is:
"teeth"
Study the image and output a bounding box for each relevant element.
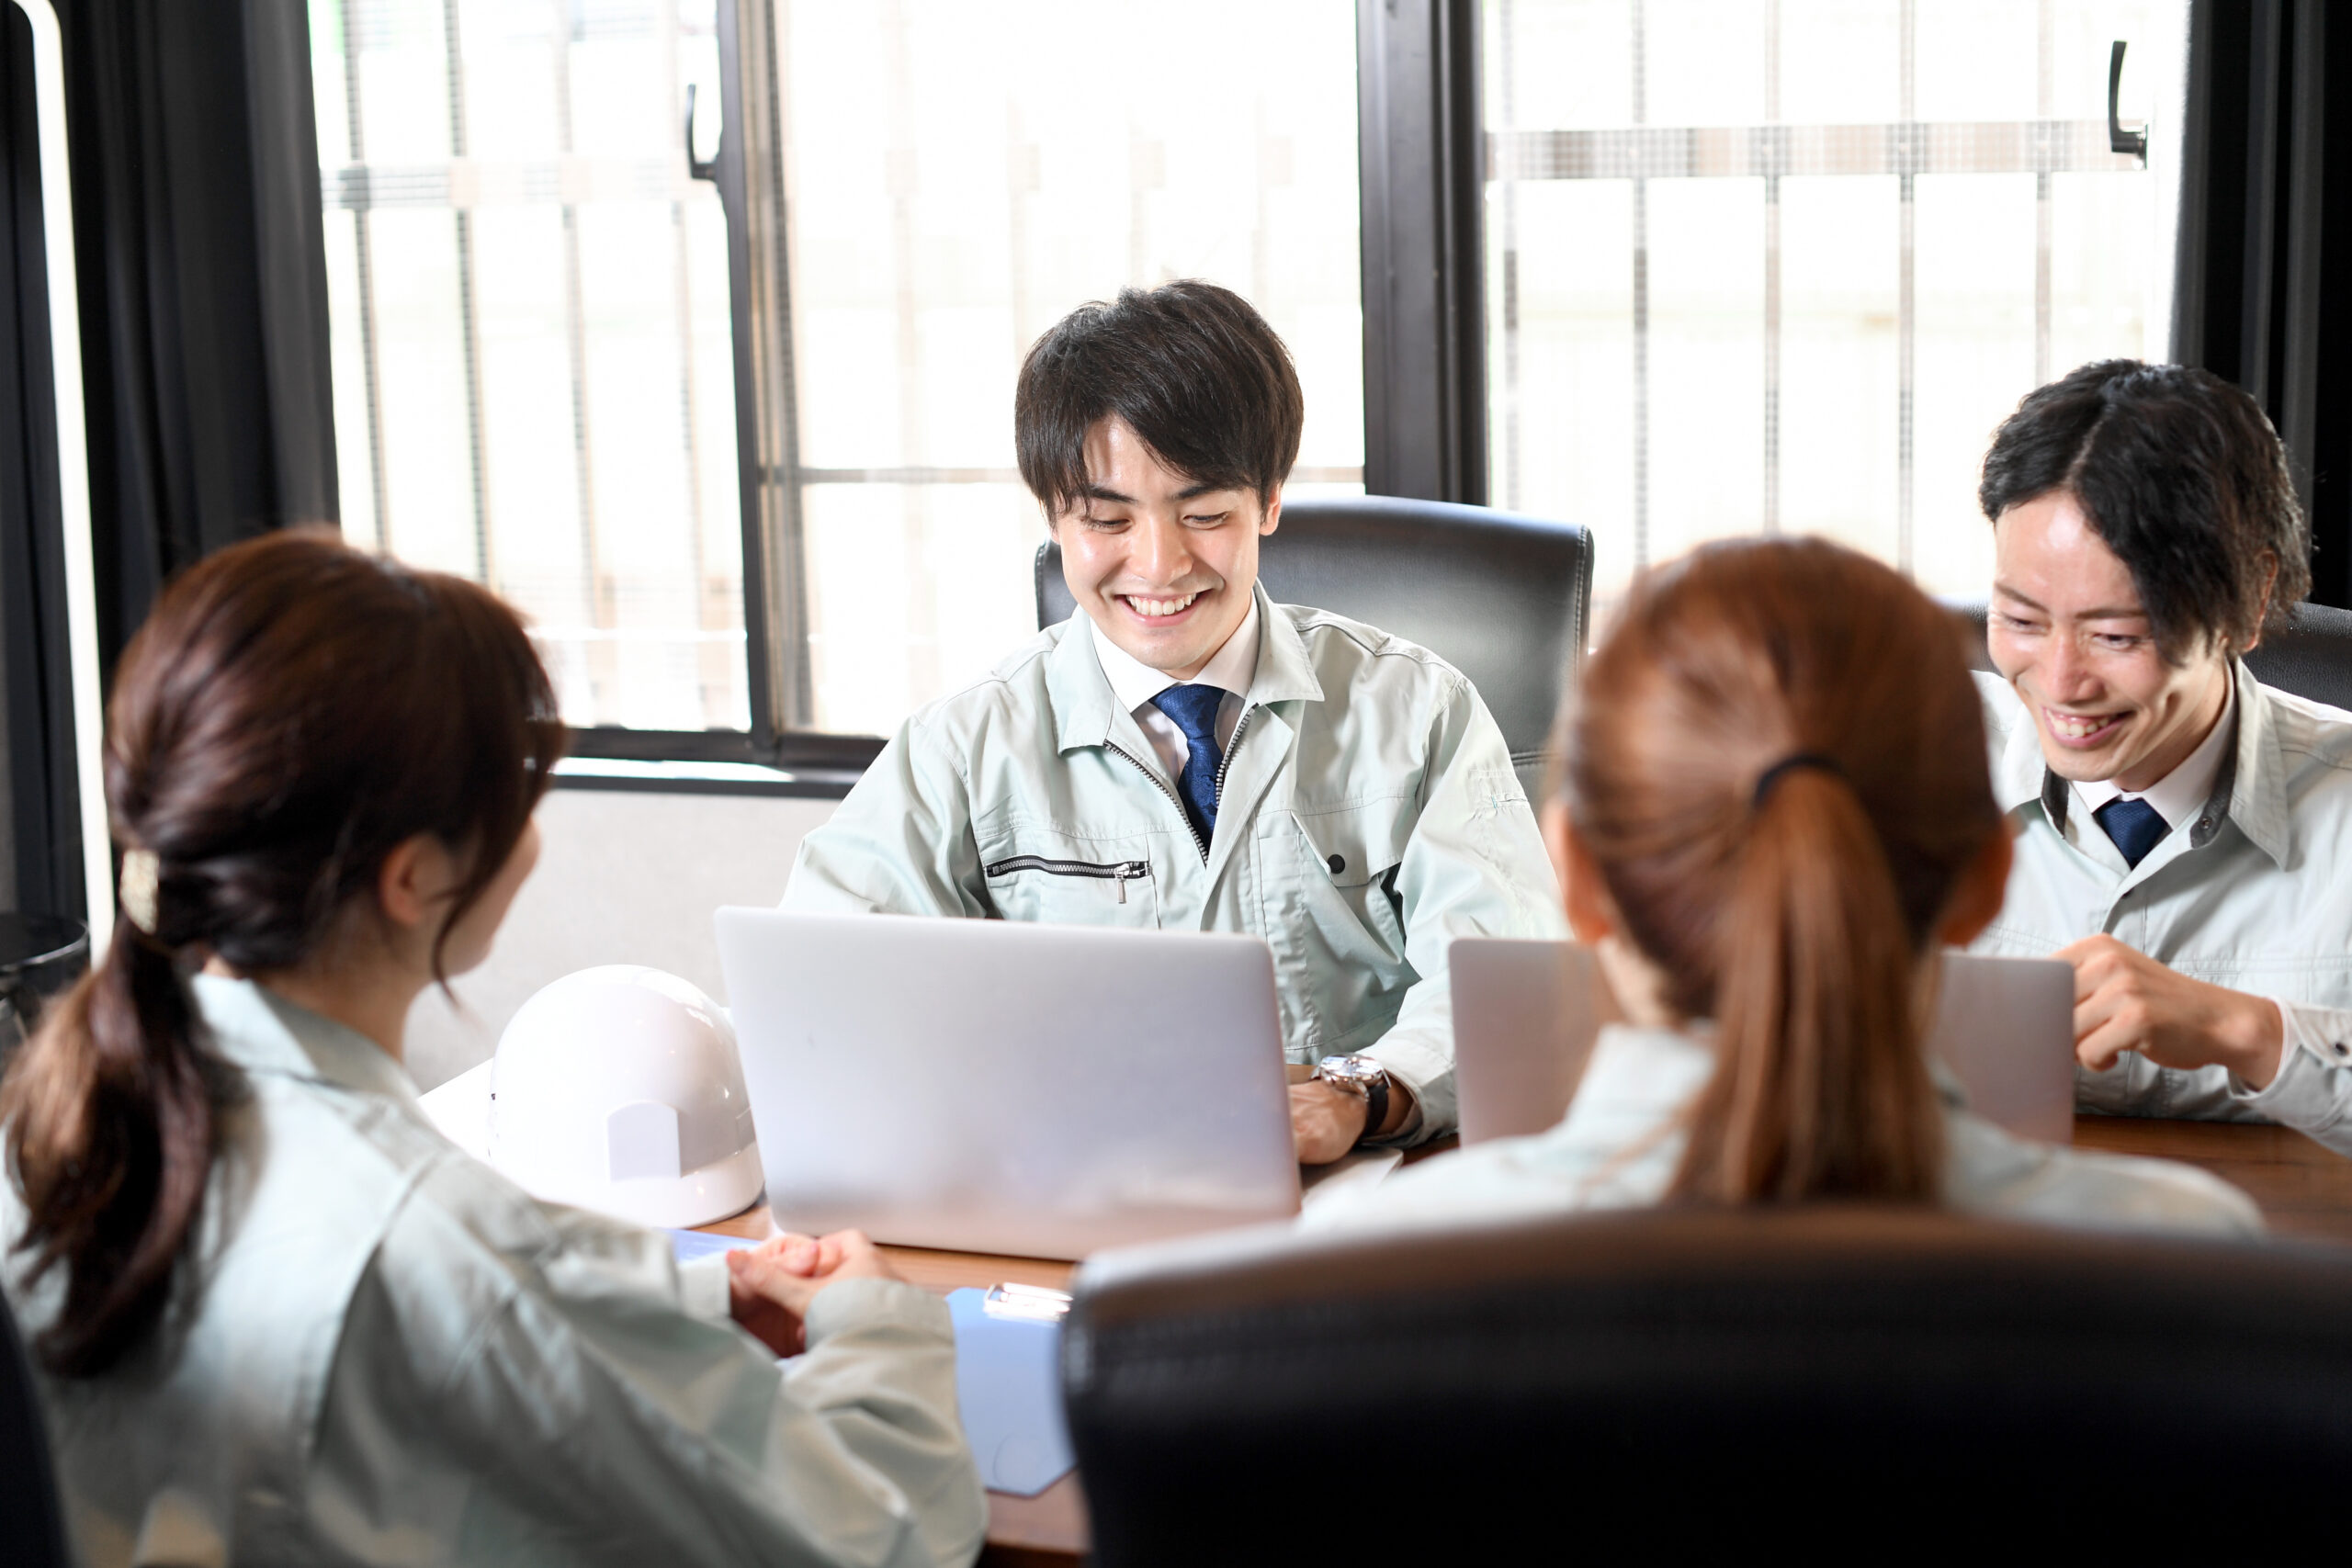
[2047,711,2117,739]
[1126,592,1199,618]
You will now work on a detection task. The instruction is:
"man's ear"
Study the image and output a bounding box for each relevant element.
[1259,486,1282,536]
[1544,802,1618,946]
[1937,823,2015,947]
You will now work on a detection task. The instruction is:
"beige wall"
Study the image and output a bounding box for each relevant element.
[403,788,839,1091]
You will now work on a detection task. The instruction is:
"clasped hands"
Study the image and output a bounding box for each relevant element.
[2057,933,2284,1089]
[726,1229,901,1357]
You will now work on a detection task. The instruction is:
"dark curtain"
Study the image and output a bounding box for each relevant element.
[0,6,82,920]
[0,0,338,920]
[2173,0,2352,609]
[55,0,338,680]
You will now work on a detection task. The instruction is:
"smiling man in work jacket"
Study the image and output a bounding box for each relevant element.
[783,280,1563,1162]
[1969,360,2352,1155]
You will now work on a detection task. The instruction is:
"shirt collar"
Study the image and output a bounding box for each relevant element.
[192,973,423,1108]
[1046,582,1322,754]
[2072,674,2234,829]
[1087,594,1261,714]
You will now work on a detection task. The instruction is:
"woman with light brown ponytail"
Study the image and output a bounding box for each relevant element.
[0,531,982,1567]
[1308,536,2257,1235]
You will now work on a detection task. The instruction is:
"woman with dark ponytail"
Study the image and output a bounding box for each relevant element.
[1310,536,2257,1234]
[1,532,982,1566]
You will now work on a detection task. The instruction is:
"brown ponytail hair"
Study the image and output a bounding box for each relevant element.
[2,530,563,1377]
[1562,537,2001,1203]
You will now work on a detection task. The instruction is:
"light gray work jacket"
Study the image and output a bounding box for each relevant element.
[1971,663,2352,1153]
[783,587,1566,1143]
[1303,1022,2261,1237]
[0,976,985,1568]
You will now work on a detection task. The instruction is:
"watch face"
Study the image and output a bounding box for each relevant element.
[1320,1055,1379,1088]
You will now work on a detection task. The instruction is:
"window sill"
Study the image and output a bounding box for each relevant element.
[551,757,863,800]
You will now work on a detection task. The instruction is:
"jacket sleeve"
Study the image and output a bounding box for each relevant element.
[783,719,990,917]
[317,1201,986,1568]
[1943,1111,2266,1236]
[2226,1000,2352,1155]
[1361,676,1569,1145]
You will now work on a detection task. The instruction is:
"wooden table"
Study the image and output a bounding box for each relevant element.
[698,1116,2352,1565]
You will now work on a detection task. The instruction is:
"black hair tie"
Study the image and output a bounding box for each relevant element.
[1751,752,1844,810]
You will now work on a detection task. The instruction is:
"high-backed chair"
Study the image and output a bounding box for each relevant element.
[1945,596,2352,710]
[0,1295,69,1568]
[1063,1206,2352,1560]
[1035,496,1594,795]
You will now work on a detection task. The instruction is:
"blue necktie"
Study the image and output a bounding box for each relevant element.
[2094,796,2168,869]
[1150,683,1226,844]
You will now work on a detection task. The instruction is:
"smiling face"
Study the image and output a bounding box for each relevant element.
[1989,491,2233,793]
[1053,417,1279,679]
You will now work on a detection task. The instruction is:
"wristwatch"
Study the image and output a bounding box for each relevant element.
[1314,1055,1391,1144]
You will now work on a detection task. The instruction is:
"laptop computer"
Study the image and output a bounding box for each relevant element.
[714,908,1302,1258]
[1452,941,2076,1146]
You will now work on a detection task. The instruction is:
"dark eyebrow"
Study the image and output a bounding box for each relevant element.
[1992,581,2147,621]
[1080,481,1237,504]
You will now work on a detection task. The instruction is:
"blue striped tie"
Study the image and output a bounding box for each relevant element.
[2094,796,2168,868]
[1150,684,1226,844]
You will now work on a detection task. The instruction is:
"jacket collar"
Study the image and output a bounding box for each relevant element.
[192,973,422,1108]
[1994,659,2290,869]
[2221,658,2292,867]
[1046,582,1323,756]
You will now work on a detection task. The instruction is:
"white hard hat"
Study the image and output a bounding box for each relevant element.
[488,966,763,1229]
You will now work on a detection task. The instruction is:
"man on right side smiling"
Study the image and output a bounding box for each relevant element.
[1970,359,2352,1154]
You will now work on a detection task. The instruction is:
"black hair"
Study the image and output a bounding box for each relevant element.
[1978,359,2309,658]
[1014,280,1304,518]
[3,529,563,1377]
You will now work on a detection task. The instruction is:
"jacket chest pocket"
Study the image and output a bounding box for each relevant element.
[979,838,1161,928]
[1258,803,1417,1050]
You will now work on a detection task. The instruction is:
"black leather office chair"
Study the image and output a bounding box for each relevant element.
[1063,1206,2352,1561]
[1945,596,2352,710]
[0,1294,69,1568]
[1035,496,1594,795]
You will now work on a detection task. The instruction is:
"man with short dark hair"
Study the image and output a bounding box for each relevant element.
[1969,359,2352,1151]
[785,281,1562,1161]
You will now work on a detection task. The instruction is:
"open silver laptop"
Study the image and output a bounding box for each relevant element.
[715,908,1301,1258]
[1452,941,2076,1146]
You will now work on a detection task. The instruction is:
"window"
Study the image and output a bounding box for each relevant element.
[309,0,1364,745]
[313,0,745,733]
[1483,0,2188,603]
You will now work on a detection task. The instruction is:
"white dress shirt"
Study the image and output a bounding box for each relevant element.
[1087,598,1261,784]
[2065,678,2235,854]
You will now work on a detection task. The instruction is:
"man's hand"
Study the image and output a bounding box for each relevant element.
[1289,1076,1419,1165]
[2058,933,2285,1088]
[725,1229,902,1356]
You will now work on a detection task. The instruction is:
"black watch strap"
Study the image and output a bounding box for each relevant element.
[1357,1072,1389,1145]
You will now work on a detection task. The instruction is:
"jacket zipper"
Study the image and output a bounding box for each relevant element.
[984,854,1152,904]
[1106,703,1261,867]
[1212,706,1259,818]
[1105,743,1209,863]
